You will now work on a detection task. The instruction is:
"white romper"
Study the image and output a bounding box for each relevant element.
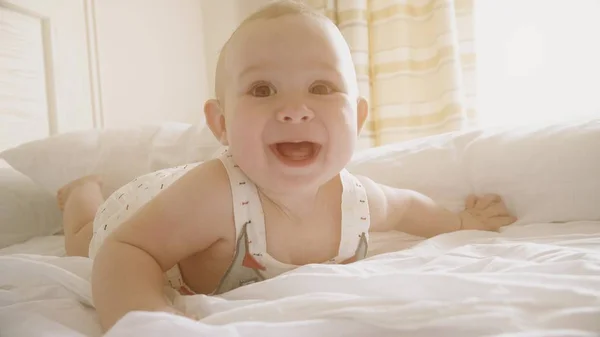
[89,149,371,295]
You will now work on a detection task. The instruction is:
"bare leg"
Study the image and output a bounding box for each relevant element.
[57,175,104,257]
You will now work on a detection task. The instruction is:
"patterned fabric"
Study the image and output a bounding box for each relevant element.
[88,163,200,259]
[210,150,371,294]
[305,0,477,147]
[89,149,371,296]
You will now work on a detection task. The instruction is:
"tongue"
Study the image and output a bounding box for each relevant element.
[276,142,314,160]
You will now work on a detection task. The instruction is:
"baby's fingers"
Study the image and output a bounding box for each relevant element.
[186,313,200,321]
[475,194,500,210]
[466,195,478,209]
[481,201,510,217]
[485,216,517,230]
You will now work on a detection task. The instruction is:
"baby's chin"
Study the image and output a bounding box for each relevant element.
[250,165,326,189]
[254,166,344,197]
[256,176,332,198]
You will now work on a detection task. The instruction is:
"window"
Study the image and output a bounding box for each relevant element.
[475,0,600,126]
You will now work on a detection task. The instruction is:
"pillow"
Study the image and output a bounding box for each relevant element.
[348,130,482,213]
[348,118,600,224]
[462,118,600,225]
[0,166,62,248]
[0,122,223,197]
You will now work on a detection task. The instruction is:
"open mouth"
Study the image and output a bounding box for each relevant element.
[269,141,321,166]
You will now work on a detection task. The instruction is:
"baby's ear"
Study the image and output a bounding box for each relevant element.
[356,96,369,135]
[204,99,229,145]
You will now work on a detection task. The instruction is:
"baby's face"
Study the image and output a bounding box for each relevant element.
[220,14,366,193]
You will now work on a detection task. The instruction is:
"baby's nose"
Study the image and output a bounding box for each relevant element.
[276,106,315,123]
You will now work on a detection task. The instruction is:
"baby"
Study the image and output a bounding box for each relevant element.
[57,0,517,332]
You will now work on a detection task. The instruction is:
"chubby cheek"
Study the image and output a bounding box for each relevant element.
[326,131,355,170]
[319,100,358,163]
[226,115,268,169]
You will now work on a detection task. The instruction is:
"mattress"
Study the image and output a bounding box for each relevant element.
[1,221,599,337]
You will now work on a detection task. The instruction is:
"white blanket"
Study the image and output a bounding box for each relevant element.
[1,222,599,337]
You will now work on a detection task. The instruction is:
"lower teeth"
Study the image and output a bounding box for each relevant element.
[275,142,315,160]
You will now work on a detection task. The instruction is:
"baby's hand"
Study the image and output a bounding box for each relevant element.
[460,194,517,231]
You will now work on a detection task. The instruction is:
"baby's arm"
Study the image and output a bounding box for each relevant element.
[92,160,230,331]
[359,176,517,237]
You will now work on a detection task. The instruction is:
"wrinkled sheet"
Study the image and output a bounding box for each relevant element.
[1,222,599,337]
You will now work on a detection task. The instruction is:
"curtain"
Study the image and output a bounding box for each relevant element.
[306,0,476,148]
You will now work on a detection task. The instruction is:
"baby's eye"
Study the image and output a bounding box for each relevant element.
[309,82,334,95]
[250,83,276,97]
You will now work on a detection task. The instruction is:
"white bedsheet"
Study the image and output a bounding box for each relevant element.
[1,222,599,337]
[0,235,65,256]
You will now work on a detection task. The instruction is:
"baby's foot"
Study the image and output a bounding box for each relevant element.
[57,175,103,211]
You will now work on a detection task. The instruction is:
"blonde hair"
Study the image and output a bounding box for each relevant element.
[214,0,331,102]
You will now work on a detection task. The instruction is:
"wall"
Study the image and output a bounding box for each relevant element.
[94,0,209,128]
[199,0,272,99]
[95,0,272,127]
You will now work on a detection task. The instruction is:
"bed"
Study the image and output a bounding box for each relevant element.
[1,118,599,337]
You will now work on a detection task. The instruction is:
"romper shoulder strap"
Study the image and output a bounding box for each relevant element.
[336,169,371,261]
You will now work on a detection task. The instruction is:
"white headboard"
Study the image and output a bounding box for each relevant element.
[0,0,101,152]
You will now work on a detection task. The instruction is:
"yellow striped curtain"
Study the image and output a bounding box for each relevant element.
[305,0,476,148]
